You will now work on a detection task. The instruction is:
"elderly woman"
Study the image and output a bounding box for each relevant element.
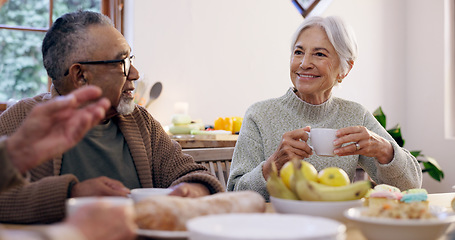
[227,16,422,200]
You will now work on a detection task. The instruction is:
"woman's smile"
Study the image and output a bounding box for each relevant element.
[295,73,320,80]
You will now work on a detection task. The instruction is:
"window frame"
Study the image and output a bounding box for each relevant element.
[0,0,124,112]
[0,0,123,32]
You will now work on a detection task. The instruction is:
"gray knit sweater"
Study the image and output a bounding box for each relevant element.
[227,88,422,200]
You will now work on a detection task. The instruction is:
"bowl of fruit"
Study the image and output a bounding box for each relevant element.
[268,159,370,222]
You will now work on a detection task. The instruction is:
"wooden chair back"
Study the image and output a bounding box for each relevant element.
[182,147,234,190]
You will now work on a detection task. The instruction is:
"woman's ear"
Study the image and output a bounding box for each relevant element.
[337,61,354,83]
[345,60,354,76]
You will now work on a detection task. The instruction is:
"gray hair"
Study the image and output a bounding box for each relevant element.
[290,16,358,76]
[42,11,113,90]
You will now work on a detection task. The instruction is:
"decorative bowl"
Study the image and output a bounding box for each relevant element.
[344,206,455,240]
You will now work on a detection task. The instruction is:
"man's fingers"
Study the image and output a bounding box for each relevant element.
[32,86,105,117]
[72,86,103,104]
[34,94,76,116]
[100,177,130,194]
[82,98,110,120]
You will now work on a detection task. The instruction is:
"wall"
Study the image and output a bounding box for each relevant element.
[129,0,408,126]
[405,0,454,193]
[129,0,454,192]
[324,0,407,125]
[129,0,302,125]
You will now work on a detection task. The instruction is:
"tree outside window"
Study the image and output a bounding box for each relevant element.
[0,0,101,102]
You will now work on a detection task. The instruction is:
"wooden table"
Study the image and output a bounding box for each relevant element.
[3,193,455,240]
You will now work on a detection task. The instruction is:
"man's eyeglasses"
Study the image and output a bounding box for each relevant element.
[64,55,135,77]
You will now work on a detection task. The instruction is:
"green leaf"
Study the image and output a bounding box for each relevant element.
[418,155,444,182]
[409,150,422,158]
[387,124,405,147]
[421,155,443,171]
[373,107,444,182]
[422,161,444,182]
[373,107,386,128]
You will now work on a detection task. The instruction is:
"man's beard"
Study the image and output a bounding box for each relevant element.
[116,97,135,115]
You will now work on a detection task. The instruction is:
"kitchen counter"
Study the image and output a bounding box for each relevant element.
[171,134,238,149]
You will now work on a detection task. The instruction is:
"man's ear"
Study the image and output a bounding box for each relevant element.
[67,64,86,88]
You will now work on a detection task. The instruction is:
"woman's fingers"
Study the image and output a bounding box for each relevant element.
[334,126,393,162]
[283,127,311,142]
[335,126,365,145]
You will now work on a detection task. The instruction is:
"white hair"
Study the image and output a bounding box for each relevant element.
[116,97,135,115]
[291,16,358,76]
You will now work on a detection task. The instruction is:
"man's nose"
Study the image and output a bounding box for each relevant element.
[128,65,140,81]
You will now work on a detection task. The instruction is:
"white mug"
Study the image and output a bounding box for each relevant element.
[307,128,338,156]
[129,188,173,203]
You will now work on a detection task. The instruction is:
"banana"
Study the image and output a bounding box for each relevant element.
[296,178,371,201]
[266,161,299,200]
[289,158,371,201]
[289,158,304,194]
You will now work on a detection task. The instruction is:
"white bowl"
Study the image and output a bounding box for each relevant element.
[130,188,173,202]
[66,196,133,217]
[186,213,346,240]
[344,207,455,240]
[270,196,363,222]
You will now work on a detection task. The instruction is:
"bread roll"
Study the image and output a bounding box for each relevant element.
[135,191,266,231]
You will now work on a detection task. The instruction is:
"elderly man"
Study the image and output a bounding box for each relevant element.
[0,11,223,224]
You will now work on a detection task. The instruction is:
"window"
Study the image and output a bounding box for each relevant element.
[445,0,455,139]
[0,0,124,106]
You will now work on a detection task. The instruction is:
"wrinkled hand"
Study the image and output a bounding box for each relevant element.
[262,126,312,180]
[168,182,210,198]
[333,126,394,164]
[66,202,137,240]
[71,176,131,198]
[7,86,110,173]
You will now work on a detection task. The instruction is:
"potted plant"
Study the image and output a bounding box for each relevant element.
[373,107,444,182]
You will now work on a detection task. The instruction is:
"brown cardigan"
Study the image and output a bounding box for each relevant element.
[0,90,224,224]
[0,136,25,193]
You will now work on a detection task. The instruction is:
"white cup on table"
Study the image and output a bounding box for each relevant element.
[129,188,173,203]
[307,128,338,157]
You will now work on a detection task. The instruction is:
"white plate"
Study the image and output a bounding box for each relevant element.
[137,229,188,240]
[186,213,346,240]
[344,207,455,240]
